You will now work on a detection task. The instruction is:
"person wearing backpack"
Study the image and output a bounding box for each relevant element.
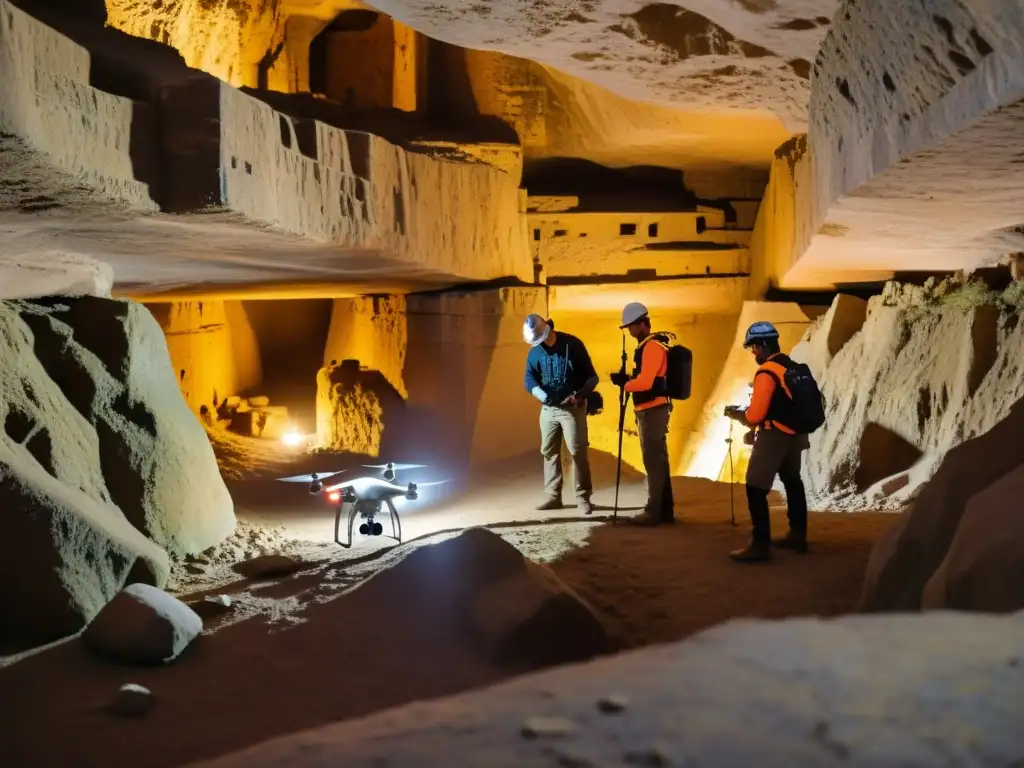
[723,321,820,562]
[609,302,677,526]
[523,313,599,515]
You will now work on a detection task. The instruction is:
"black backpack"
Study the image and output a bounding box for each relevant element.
[763,358,826,434]
[649,333,692,401]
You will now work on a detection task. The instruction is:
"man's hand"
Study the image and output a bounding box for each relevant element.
[610,371,629,388]
[531,386,548,404]
[723,405,746,422]
[561,394,580,408]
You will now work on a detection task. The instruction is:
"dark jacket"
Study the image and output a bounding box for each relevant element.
[524,332,598,405]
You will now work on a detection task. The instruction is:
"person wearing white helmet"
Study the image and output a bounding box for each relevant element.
[723,321,810,562]
[609,301,675,526]
[522,313,598,514]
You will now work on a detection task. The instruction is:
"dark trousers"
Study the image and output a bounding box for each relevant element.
[744,428,809,543]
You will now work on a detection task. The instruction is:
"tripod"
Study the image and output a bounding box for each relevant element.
[613,333,630,523]
[726,419,736,526]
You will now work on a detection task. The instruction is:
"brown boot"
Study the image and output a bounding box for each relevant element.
[536,497,563,511]
[773,530,809,554]
[729,540,772,563]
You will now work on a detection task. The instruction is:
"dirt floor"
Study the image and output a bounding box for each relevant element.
[0,433,897,768]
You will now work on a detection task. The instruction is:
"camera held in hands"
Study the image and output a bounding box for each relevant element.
[724,404,744,416]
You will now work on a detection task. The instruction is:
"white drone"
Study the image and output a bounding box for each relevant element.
[276,463,447,548]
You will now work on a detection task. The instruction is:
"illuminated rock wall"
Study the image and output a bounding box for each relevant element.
[549,278,749,476]
[318,288,547,465]
[145,301,262,414]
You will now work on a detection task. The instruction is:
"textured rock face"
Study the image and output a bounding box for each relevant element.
[859,396,1024,612]
[104,0,832,129]
[1,0,532,296]
[0,296,234,651]
[190,610,1024,767]
[790,0,1024,285]
[922,463,1024,613]
[792,281,1024,509]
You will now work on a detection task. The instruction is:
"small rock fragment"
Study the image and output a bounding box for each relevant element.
[184,564,206,575]
[232,554,302,579]
[521,716,576,739]
[109,683,153,717]
[596,694,628,714]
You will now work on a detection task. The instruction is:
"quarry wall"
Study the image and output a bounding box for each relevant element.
[0,0,157,211]
[793,280,1024,510]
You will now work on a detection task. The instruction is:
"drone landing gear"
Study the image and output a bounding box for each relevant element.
[333,498,403,549]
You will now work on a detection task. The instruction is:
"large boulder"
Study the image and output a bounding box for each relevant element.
[859,397,1024,612]
[922,463,1024,612]
[0,297,233,652]
[189,610,1024,767]
[349,528,614,672]
[83,583,203,664]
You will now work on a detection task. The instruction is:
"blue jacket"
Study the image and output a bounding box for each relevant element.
[524,332,597,403]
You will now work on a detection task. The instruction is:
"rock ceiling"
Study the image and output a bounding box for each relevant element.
[368,0,836,130]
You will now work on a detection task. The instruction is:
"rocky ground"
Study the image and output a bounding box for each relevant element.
[0,429,894,767]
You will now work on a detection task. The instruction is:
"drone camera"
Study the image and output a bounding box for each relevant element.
[308,481,323,495]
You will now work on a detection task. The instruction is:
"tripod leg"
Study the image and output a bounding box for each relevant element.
[335,501,353,548]
[385,498,402,543]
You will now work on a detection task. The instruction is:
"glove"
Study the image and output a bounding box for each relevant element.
[531,386,548,404]
[610,371,629,387]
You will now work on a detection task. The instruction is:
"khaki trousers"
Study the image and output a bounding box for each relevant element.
[636,403,674,518]
[540,403,592,502]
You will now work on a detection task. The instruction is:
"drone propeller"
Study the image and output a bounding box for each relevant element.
[409,480,451,488]
[276,471,346,483]
[363,463,428,471]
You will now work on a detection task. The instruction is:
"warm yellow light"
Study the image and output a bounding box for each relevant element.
[281,429,304,448]
[328,491,341,503]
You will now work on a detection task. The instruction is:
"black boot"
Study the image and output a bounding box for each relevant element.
[730,486,772,563]
[777,477,809,553]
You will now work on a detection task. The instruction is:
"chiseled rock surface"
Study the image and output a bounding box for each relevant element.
[192,611,1024,767]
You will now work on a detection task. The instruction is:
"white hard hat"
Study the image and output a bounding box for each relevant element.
[619,302,649,329]
[523,314,551,346]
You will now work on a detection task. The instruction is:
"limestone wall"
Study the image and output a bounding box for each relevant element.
[548,277,748,476]
[219,85,533,282]
[144,301,262,414]
[680,302,813,482]
[791,280,1024,510]
[0,0,156,211]
[317,288,548,466]
[529,209,750,280]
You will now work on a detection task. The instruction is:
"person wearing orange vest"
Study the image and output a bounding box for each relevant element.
[724,321,810,562]
[610,302,675,526]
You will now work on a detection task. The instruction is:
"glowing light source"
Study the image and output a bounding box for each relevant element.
[281,429,304,448]
[328,491,341,503]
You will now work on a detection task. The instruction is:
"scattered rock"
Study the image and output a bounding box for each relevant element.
[189,594,234,621]
[521,716,576,739]
[232,554,302,580]
[596,694,627,714]
[109,683,153,717]
[83,583,202,664]
[184,564,206,575]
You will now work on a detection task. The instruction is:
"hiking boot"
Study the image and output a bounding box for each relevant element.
[628,512,662,527]
[773,530,809,554]
[536,497,563,512]
[578,500,594,516]
[729,541,772,563]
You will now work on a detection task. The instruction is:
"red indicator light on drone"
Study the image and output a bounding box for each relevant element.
[328,491,341,503]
